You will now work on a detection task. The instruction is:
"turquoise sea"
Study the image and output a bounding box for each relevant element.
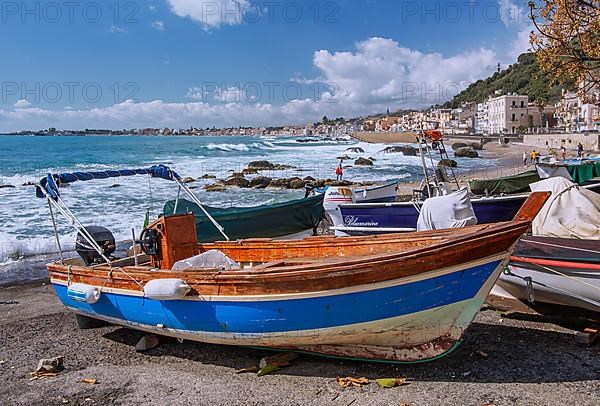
[0,134,492,284]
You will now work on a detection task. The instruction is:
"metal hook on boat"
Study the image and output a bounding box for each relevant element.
[525,276,535,303]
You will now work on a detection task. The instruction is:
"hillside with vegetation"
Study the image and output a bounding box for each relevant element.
[444,53,564,108]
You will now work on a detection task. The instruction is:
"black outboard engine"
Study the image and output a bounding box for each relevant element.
[75,226,116,266]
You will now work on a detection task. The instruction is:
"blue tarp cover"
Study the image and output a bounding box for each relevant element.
[36,164,180,200]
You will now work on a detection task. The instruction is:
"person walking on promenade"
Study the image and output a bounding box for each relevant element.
[523,152,528,167]
[577,143,584,159]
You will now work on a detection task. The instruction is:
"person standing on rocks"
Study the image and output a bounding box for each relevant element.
[335,159,344,181]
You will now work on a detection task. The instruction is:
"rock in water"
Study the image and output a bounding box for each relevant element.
[224,177,250,188]
[242,168,259,175]
[135,335,160,352]
[451,142,468,150]
[438,159,458,167]
[0,184,16,189]
[204,183,227,192]
[469,142,484,151]
[379,146,417,156]
[288,177,306,189]
[182,177,196,184]
[454,146,479,158]
[200,174,216,179]
[345,147,364,153]
[249,176,272,189]
[354,157,374,166]
[247,160,274,170]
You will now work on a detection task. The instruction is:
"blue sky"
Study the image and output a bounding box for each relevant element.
[0,0,532,130]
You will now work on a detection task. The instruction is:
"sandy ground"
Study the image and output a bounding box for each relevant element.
[1,282,599,405]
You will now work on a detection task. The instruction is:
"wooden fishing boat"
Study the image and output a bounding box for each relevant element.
[36,165,549,363]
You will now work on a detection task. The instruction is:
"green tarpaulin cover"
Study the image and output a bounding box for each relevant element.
[566,162,600,184]
[468,170,541,195]
[163,194,325,242]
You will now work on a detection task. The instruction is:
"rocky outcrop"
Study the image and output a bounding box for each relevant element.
[324,179,353,186]
[182,177,196,184]
[380,146,417,156]
[346,147,364,153]
[354,157,374,166]
[246,160,296,170]
[203,176,362,192]
[203,183,227,192]
[451,142,468,150]
[199,174,216,179]
[242,168,259,175]
[268,178,289,188]
[438,159,458,167]
[223,177,250,187]
[288,177,307,189]
[336,154,351,161]
[454,146,479,158]
[469,142,483,151]
[249,176,272,189]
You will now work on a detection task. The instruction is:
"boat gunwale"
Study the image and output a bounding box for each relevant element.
[47,221,529,292]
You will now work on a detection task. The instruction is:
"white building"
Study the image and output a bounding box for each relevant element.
[476,102,489,134]
[487,93,529,134]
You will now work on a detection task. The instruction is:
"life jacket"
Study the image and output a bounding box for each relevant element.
[335,166,342,175]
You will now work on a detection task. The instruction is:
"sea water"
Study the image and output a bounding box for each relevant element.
[0,134,490,284]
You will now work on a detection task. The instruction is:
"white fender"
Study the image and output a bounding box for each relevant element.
[144,278,191,300]
[67,283,101,304]
[323,187,354,236]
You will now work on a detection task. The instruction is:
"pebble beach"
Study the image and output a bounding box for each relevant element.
[1,282,599,405]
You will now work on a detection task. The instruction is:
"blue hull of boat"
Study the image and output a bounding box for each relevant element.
[340,196,526,229]
[53,260,500,335]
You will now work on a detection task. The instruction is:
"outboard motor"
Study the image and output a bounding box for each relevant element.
[75,226,116,266]
[323,187,354,236]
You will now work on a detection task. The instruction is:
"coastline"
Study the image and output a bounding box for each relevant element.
[1,282,598,405]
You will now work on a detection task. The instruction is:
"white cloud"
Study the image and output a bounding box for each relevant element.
[109,25,128,34]
[14,99,31,109]
[166,0,250,29]
[151,21,165,31]
[0,37,527,131]
[508,28,532,61]
[498,0,526,27]
[310,37,498,108]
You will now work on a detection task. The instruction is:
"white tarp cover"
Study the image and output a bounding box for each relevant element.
[172,249,241,271]
[530,177,600,239]
[417,187,478,231]
[536,163,572,181]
